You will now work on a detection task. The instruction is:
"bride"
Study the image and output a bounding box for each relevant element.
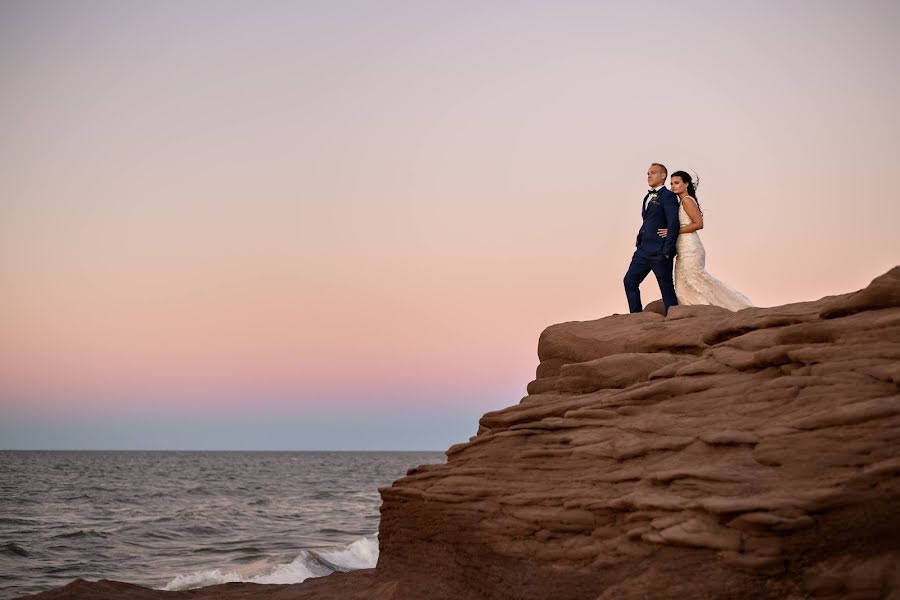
[658,171,753,311]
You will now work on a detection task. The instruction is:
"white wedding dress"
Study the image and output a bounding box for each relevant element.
[674,196,753,311]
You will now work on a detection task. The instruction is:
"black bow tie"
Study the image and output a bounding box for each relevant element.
[647,189,655,194]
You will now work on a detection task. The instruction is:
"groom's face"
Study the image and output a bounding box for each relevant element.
[647,165,666,188]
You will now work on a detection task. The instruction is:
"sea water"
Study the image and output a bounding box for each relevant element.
[0,450,444,599]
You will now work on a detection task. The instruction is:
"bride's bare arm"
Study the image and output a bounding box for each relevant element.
[679,197,703,233]
[658,197,704,237]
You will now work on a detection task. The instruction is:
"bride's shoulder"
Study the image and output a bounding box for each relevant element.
[681,195,698,206]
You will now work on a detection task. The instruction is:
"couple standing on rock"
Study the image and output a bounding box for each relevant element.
[624,162,753,315]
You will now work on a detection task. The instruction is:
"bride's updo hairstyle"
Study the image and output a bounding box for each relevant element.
[672,170,702,214]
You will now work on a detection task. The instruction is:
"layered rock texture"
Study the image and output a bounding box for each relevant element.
[23,267,900,600]
[376,267,900,600]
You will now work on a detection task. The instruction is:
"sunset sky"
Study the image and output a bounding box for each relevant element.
[2,0,899,450]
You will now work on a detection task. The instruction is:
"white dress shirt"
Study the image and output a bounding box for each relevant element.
[643,184,665,211]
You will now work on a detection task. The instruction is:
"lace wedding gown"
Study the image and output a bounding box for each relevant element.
[674,197,753,311]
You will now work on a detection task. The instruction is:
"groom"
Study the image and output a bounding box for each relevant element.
[623,163,680,314]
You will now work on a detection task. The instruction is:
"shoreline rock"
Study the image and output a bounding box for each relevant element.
[19,267,900,600]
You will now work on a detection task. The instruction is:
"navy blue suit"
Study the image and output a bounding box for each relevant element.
[623,187,680,313]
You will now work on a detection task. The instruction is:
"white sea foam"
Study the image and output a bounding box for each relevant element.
[162,568,244,590]
[315,536,379,570]
[161,536,378,591]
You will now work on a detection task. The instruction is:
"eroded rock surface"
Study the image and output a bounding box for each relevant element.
[21,268,900,600]
[377,267,900,599]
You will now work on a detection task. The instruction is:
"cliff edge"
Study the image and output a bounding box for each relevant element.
[21,267,900,600]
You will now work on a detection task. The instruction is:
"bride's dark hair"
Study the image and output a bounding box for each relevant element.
[671,170,701,214]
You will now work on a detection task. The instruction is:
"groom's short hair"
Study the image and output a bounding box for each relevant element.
[651,163,668,177]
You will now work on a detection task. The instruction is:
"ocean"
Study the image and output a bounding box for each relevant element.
[0,450,445,599]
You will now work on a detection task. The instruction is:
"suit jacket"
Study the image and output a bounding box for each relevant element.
[635,187,680,257]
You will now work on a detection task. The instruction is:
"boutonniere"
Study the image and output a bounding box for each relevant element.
[648,193,659,203]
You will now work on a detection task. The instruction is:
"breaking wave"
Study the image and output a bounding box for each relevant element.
[161,535,378,590]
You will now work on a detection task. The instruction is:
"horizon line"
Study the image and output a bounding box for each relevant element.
[0,448,447,452]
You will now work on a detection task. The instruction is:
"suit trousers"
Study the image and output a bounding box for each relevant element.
[623,247,678,313]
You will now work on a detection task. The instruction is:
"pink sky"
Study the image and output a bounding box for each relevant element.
[2,1,898,449]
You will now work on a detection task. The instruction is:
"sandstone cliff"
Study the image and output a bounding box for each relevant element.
[22,267,900,600]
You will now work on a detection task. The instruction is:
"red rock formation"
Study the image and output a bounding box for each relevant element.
[16,572,377,600]
[376,267,900,599]
[21,267,900,600]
